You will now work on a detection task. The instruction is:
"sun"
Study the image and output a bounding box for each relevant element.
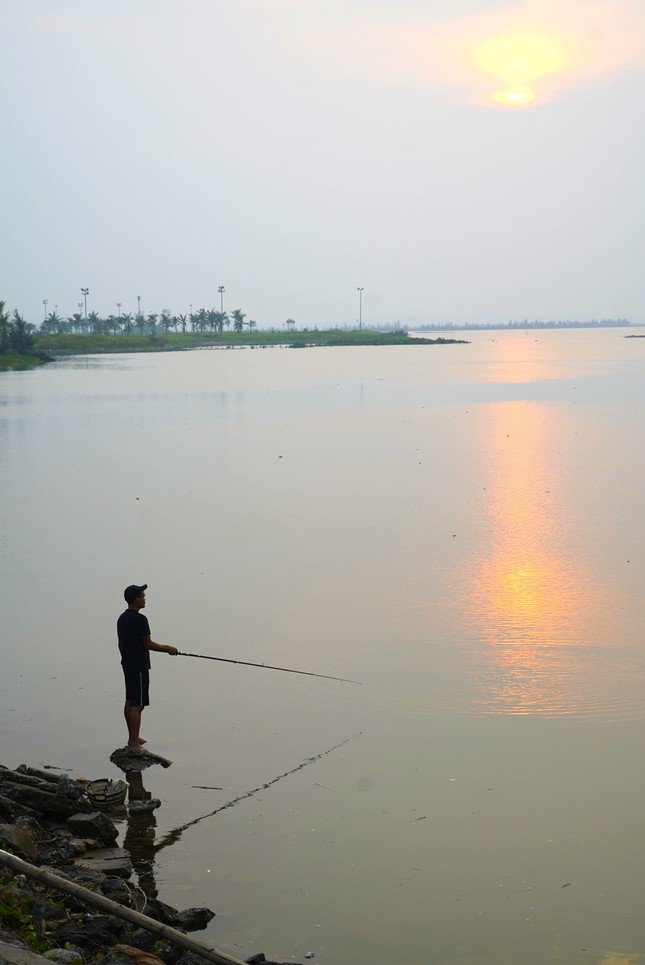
[475,32,567,106]
[491,87,536,106]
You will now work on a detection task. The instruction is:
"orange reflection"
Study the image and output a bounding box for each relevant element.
[466,402,603,716]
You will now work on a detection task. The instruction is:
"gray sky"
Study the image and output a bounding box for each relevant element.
[2,0,644,326]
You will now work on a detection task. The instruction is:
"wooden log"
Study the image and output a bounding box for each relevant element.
[0,849,246,965]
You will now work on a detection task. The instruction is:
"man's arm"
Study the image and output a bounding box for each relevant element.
[143,635,178,656]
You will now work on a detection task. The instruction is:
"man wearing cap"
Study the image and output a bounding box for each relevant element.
[118,585,178,748]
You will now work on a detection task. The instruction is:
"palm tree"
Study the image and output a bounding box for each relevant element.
[247,319,257,332]
[231,308,246,332]
[160,310,173,333]
[136,313,146,335]
[10,310,35,354]
[176,313,187,333]
[285,318,296,331]
[42,311,64,333]
[67,312,83,333]
[146,313,158,335]
[121,313,134,335]
[104,314,121,335]
[40,316,56,335]
[212,311,227,333]
[195,308,208,334]
[205,309,218,332]
[87,310,101,334]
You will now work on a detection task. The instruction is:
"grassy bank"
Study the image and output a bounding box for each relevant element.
[35,330,467,356]
[0,349,53,371]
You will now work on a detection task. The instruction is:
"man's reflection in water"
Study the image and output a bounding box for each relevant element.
[122,770,182,900]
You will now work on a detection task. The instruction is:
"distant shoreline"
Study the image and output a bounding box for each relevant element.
[0,330,469,369]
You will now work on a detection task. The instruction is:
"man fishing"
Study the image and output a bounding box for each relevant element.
[117,584,178,749]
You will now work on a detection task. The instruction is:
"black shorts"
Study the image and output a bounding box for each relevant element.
[123,665,150,707]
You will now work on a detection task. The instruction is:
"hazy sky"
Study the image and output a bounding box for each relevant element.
[2,0,644,326]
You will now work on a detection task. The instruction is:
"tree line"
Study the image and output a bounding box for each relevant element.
[38,307,261,336]
[0,302,37,355]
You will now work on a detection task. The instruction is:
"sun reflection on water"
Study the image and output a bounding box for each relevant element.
[465,401,616,717]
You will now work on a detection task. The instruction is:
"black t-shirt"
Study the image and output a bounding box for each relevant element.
[117,609,151,671]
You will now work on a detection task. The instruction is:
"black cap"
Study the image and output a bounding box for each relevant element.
[124,584,147,603]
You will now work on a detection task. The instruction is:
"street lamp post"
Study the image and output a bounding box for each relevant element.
[81,288,89,321]
[218,285,225,315]
[137,295,141,319]
[117,302,122,318]
[357,288,364,330]
[43,299,48,321]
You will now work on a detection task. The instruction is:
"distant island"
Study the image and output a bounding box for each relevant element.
[411,318,630,332]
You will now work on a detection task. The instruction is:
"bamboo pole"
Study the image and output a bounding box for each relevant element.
[0,849,246,965]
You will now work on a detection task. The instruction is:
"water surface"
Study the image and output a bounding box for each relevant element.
[1,330,644,964]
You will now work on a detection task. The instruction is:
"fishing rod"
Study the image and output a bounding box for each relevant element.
[177,651,361,685]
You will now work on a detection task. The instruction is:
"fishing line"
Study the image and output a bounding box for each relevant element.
[158,733,361,845]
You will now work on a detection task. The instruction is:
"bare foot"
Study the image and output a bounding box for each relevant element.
[127,743,150,753]
[139,738,147,746]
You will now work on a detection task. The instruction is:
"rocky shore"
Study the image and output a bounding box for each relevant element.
[0,761,301,965]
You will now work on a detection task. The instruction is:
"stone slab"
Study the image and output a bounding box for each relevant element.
[73,848,132,879]
[0,941,52,964]
[109,749,172,773]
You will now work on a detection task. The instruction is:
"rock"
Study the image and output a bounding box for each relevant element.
[55,915,126,948]
[51,863,108,890]
[74,848,133,879]
[0,794,43,821]
[5,784,90,817]
[110,748,173,773]
[105,944,165,965]
[2,771,51,791]
[14,816,47,841]
[55,777,85,801]
[30,898,67,923]
[171,907,215,932]
[99,878,135,907]
[0,794,18,821]
[0,823,39,861]
[16,765,63,785]
[0,941,52,964]
[143,897,179,926]
[245,957,303,965]
[127,930,157,953]
[37,837,92,865]
[127,799,161,814]
[67,811,118,845]
[44,951,84,964]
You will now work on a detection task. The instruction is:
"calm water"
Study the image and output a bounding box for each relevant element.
[1,330,644,964]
